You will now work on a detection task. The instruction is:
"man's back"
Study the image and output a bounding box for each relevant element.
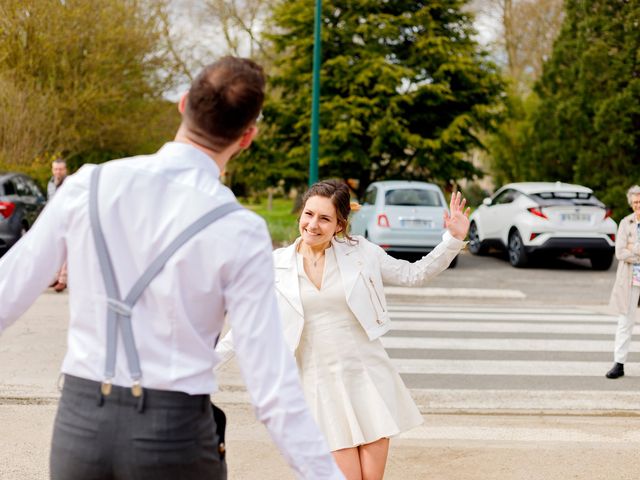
[0,55,344,480]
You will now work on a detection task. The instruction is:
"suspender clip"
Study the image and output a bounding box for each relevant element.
[101,379,113,396]
[131,380,143,398]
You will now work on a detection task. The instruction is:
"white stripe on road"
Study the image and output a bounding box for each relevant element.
[389,311,617,323]
[389,320,626,335]
[398,424,640,442]
[390,358,613,376]
[384,286,526,299]
[380,336,614,352]
[387,305,592,315]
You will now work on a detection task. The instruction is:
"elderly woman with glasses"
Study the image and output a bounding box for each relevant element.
[606,185,640,379]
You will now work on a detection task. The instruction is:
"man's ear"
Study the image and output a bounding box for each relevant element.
[238,126,258,149]
[178,92,188,114]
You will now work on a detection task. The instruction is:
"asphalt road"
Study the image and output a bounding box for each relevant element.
[0,254,638,480]
[405,249,618,306]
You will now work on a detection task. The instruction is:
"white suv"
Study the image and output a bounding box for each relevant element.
[468,182,616,269]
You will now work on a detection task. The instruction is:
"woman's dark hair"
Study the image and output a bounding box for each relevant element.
[301,180,357,243]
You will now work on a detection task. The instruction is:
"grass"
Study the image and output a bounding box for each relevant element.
[241,197,299,247]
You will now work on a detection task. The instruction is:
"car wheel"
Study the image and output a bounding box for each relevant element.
[364,230,369,239]
[448,256,458,268]
[20,222,29,237]
[508,230,528,267]
[468,222,487,255]
[590,252,614,271]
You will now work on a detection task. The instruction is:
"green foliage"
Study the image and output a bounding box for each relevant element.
[242,197,299,245]
[521,0,640,220]
[231,0,504,196]
[486,86,540,186]
[0,0,180,178]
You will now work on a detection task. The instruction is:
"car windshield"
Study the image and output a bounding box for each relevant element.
[531,191,604,208]
[385,189,442,207]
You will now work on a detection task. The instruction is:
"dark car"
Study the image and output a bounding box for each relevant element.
[0,173,47,256]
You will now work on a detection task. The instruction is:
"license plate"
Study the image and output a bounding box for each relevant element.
[560,213,590,222]
[400,218,433,228]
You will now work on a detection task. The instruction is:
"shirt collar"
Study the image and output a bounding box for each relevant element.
[156,141,221,178]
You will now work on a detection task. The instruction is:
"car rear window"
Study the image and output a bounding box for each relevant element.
[531,192,604,207]
[385,189,442,207]
[2,180,16,195]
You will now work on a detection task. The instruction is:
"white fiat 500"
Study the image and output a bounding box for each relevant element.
[468,182,616,269]
[350,180,457,266]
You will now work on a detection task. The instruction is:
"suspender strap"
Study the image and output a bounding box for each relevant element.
[90,166,122,380]
[89,165,243,388]
[123,202,244,308]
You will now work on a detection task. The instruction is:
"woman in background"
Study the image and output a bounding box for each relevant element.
[606,185,640,379]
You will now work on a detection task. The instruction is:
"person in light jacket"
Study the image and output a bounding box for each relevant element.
[606,185,640,379]
[217,180,470,479]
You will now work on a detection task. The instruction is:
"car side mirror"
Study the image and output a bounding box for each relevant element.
[482,197,492,206]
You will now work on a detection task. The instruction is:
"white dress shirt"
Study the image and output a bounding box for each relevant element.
[0,142,343,479]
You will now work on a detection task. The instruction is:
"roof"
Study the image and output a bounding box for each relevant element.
[369,180,442,191]
[500,182,593,195]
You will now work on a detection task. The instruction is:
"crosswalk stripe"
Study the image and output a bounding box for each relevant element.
[389,320,627,335]
[390,358,612,376]
[387,305,594,315]
[398,423,640,442]
[389,311,617,322]
[380,336,613,352]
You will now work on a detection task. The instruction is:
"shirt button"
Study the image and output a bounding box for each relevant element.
[377,319,383,325]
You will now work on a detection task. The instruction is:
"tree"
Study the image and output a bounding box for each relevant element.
[0,0,180,183]
[471,0,563,94]
[524,0,640,219]
[235,0,504,197]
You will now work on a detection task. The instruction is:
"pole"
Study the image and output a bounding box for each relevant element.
[309,0,322,186]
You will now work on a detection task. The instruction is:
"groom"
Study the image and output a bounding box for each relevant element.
[0,57,343,479]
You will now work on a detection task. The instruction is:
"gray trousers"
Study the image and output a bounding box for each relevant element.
[50,375,227,480]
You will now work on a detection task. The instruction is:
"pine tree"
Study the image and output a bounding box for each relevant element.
[526,0,640,218]
[237,0,503,196]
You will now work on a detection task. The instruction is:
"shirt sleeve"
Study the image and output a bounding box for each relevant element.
[0,177,74,334]
[222,219,344,480]
[372,231,466,286]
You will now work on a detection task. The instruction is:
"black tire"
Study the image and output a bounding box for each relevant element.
[508,230,528,267]
[448,256,458,268]
[590,252,614,271]
[468,222,487,255]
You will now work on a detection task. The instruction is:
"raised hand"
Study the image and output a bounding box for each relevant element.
[443,191,471,241]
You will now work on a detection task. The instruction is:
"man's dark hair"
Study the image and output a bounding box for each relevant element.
[184,56,266,152]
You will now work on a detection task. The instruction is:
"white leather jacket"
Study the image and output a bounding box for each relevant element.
[216,233,465,363]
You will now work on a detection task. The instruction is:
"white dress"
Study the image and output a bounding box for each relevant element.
[295,247,423,451]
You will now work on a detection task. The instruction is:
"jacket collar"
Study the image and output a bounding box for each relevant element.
[273,239,304,317]
[273,236,366,313]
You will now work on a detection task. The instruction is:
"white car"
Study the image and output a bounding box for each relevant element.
[350,180,457,266]
[468,182,616,269]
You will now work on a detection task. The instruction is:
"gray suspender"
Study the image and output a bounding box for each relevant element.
[89,165,243,397]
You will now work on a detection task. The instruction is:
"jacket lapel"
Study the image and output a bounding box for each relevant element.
[332,238,364,300]
[274,239,304,317]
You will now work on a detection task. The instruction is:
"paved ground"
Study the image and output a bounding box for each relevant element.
[3,402,640,480]
[2,253,639,479]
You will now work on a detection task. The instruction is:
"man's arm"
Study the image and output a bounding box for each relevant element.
[0,180,71,333]
[222,219,343,479]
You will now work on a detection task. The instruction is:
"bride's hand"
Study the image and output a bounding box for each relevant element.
[443,191,471,241]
